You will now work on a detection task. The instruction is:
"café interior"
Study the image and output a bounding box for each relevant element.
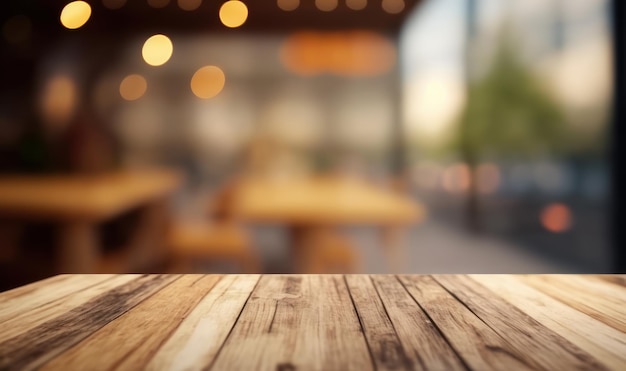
[0,0,616,290]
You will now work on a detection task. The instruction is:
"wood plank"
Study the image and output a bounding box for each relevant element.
[210,275,374,371]
[594,275,626,288]
[435,275,609,371]
[0,274,115,324]
[0,275,70,302]
[0,275,139,343]
[344,275,414,370]
[41,275,222,371]
[146,275,260,371]
[0,274,179,370]
[398,275,534,371]
[363,275,465,370]
[471,275,626,370]
[522,275,626,333]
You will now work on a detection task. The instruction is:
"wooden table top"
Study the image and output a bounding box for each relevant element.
[0,275,625,370]
[0,169,183,221]
[228,176,424,225]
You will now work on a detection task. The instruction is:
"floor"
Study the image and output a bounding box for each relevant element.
[174,188,581,274]
[254,220,579,274]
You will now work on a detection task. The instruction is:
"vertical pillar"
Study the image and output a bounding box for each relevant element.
[612,0,625,272]
[390,36,407,191]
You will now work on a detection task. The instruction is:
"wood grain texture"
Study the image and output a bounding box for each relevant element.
[398,275,535,370]
[0,274,178,370]
[42,275,222,371]
[344,275,414,370]
[0,274,625,371]
[522,275,626,333]
[471,274,626,370]
[147,275,260,371]
[0,275,139,343]
[434,275,608,370]
[368,275,465,370]
[595,275,626,288]
[0,274,114,324]
[211,275,374,371]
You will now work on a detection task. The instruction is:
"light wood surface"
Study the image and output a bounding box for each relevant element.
[0,170,182,273]
[228,176,424,226]
[0,169,182,221]
[1,274,625,370]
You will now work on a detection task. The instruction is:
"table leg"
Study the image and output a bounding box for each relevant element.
[126,198,171,271]
[0,222,22,263]
[58,222,100,273]
[288,226,311,273]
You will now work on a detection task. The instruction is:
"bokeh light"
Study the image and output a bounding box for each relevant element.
[219,1,248,28]
[60,1,92,30]
[540,203,572,233]
[142,34,173,66]
[442,163,470,193]
[39,75,78,131]
[475,163,501,194]
[102,0,127,10]
[382,0,404,14]
[178,0,202,11]
[346,0,367,10]
[315,0,338,12]
[119,74,148,101]
[280,31,396,77]
[2,15,32,44]
[147,0,170,8]
[191,66,226,99]
[277,0,299,11]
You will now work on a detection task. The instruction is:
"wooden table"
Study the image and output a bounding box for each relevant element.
[223,176,425,271]
[227,176,423,226]
[1,274,625,370]
[0,170,182,273]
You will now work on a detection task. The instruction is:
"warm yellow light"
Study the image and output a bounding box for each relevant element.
[346,0,366,10]
[102,0,127,10]
[540,203,572,233]
[315,0,337,11]
[142,34,173,66]
[40,75,78,131]
[219,1,248,28]
[382,0,404,14]
[191,66,226,99]
[119,74,148,101]
[60,1,92,30]
[178,0,202,11]
[277,0,299,11]
[147,0,170,8]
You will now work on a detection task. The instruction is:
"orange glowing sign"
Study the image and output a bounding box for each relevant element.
[280,31,396,77]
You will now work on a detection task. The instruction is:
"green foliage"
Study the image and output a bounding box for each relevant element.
[453,40,566,160]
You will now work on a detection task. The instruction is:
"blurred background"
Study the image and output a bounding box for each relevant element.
[0,0,620,290]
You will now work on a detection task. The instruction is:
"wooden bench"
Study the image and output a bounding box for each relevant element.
[167,221,260,273]
[295,228,361,273]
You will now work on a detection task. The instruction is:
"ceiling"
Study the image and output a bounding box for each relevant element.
[18,0,422,37]
[0,0,422,99]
